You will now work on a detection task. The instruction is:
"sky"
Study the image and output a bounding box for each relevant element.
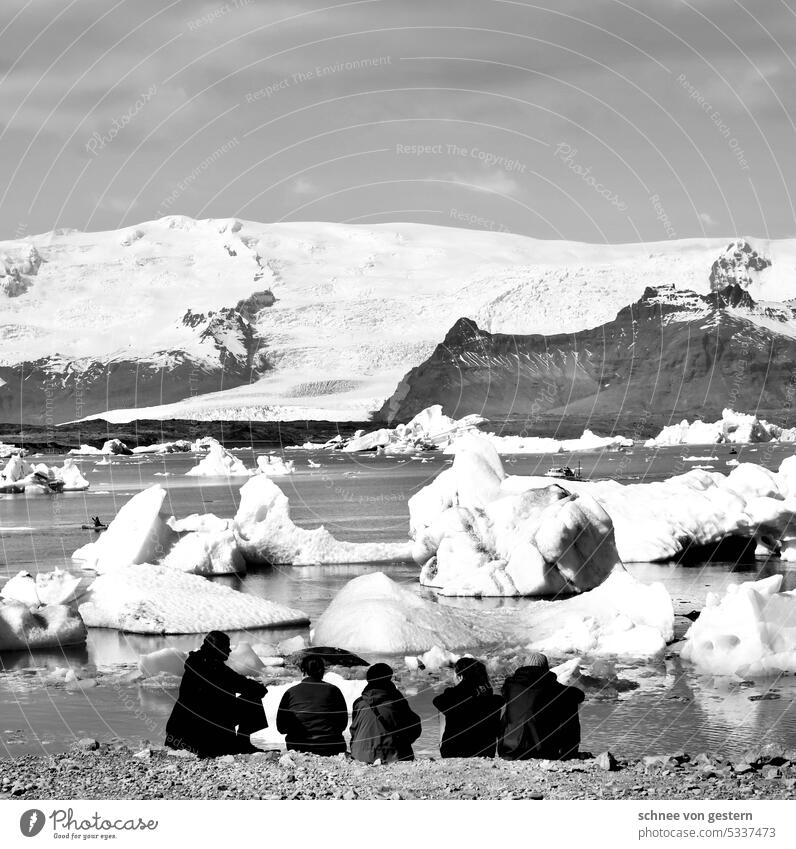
[1,0,796,243]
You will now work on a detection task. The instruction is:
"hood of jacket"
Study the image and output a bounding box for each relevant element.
[507,666,557,688]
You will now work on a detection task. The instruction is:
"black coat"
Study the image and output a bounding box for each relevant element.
[276,678,348,755]
[433,681,504,758]
[498,666,584,760]
[350,682,422,764]
[165,647,268,758]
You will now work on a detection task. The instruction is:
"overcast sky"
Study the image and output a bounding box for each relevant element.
[2,0,795,243]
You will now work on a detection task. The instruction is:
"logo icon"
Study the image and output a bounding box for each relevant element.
[20,810,45,837]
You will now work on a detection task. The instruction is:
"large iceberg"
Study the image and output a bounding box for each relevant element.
[78,564,309,633]
[681,575,796,676]
[645,408,796,447]
[313,571,500,653]
[1,455,89,493]
[0,601,87,650]
[445,429,633,455]
[313,571,673,657]
[161,528,244,575]
[185,444,252,477]
[72,485,177,572]
[1,569,83,606]
[132,440,192,454]
[342,405,485,453]
[233,475,412,565]
[410,437,622,596]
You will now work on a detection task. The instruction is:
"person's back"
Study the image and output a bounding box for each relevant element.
[499,654,584,761]
[165,631,267,758]
[350,663,421,764]
[276,656,348,755]
[434,658,504,758]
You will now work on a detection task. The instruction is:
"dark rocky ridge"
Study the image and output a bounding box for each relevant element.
[379,284,796,428]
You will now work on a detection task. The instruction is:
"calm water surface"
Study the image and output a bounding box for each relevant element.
[1,443,795,760]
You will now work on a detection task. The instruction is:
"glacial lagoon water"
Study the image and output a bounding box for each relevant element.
[1,443,795,760]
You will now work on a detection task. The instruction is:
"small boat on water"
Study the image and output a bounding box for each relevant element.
[544,461,583,481]
[81,516,108,532]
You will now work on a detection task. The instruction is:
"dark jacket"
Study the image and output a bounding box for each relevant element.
[433,680,504,758]
[276,678,348,755]
[165,647,268,758]
[350,682,422,764]
[498,666,584,760]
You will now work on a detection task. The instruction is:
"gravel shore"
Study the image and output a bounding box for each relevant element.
[2,741,795,800]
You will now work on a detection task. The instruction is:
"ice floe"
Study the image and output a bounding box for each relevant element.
[646,409,796,447]
[410,436,622,596]
[132,440,192,454]
[1,569,83,606]
[0,601,87,650]
[185,443,252,476]
[255,454,295,475]
[78,564,309,633]
[233,475,412,565]
[681,575,796,676]
[445,429,633,455]
[1,455,90,493]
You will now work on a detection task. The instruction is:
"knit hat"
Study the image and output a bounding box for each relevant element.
[366,662,394,683]
[525,652,549,670]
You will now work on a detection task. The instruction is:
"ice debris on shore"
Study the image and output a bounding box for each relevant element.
[410,436,622,596]
[645,408,796,447]
[78,565,309,634]
[681,575,796,676]
[233,475,412,565]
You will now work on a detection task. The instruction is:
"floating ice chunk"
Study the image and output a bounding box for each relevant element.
[102,438,132,455]
[445,429,633,455]
[191,436,221,452]
[132,440,192,454]
[417,645,459,670]
[161,529,244,575]
[233,476,412,565]
[72,485,177,572]
[312,572,500,653]
[138,647,187,678]
[277,635,307,655]
[681,575,796,676]
[255,454,295,476]
[1,569,82,606]
[55,458,90,491]
[227,642,266,676]
[166,513,231,534]
[68,444,103,455]
[646,408,796,447]
[1,454,32,482]
[185,444,252,477]
[411,438,621,596]
[78,564,309,634]
[0,601,87,650]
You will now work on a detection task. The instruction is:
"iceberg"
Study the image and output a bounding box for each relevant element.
[0,601,87,650]
[68,444,103,455]
[55,458,90,491]
[72,485,177,572]
[681,575,796,676]
[313,572,502,653]
[445,429,633,455]
[78,564,309,633]
[161,529,245,575]
[1,569,83,606]
[255,454,295,476]
[313,570,673,658]
[233,475,412,566]
[185,444,252,477]
[138,647,187,677]
[410,437,622,596]
[132,440,192,454]
[645,408,796,447]
[342,405,485,453]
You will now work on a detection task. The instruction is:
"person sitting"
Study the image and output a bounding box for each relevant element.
[350,663,422,764]
[276,655,348,756]
[498,652,584,761]
[433,657,505,758]
[165,630,268,758]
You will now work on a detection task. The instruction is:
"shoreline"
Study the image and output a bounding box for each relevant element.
[1,743,794,800]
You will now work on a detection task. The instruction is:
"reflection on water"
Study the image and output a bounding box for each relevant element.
[2,444,796,758]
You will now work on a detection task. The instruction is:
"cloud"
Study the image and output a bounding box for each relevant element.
[698,211,717,227]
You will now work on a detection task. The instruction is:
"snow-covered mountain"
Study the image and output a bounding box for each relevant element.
[1,216,795,424]
[380,284,796,425]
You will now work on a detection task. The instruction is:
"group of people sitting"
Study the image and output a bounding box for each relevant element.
[165,631,584,763]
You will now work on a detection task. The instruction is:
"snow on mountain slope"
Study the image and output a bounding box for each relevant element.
[2,217,796,423]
